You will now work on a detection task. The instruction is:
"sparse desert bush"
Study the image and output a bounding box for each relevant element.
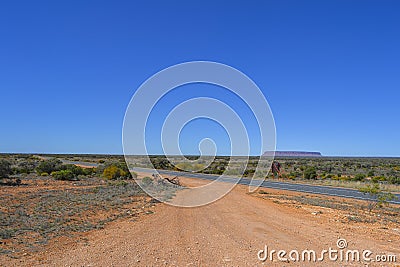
[371,176,386,183]
[0,159,12,179]
[353,173,366,181]
[103,165,128,180]
[303,166,317,179]
[83,167,96,176]
[99,161,133,179]
[36,158,62,174]
[0,177,151,257]
[340,175,351,181]
[60,164,95,176]
[15,160,37,174]
[60,164,85,175]
[359,184,396,212]
[388,176,400,185]
[51,169,77,181]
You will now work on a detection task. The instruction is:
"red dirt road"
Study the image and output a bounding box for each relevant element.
[7,177,400,266]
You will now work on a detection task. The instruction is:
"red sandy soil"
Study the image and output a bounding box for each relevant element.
[2,175,399,266]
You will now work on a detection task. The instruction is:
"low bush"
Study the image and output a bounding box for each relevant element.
[60,164,95,176]
[372,176,386,183]
[16,161,37,174]
[352,173,366,181]
[103,165,131,180]
[51,170,77,181]
[36,159,62,174]
[359,184,396,212]
[99,162,133,180]
[303,167,317,179]
[0,159,12,179]
[388,176,400,185]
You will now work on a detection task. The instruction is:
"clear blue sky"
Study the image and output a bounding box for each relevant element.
[1,0,399,156]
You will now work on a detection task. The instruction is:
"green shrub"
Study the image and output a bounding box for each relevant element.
[359,184,396,212]
[99,162,132,179]
[388,176,400,184]
[340,176,351,181]
[303,167,317,180]
[0,159,12,179]
[36,159,62,174]
[40,172,49,176]
[83,167,96,176]
[51,170,76,181]
[16,161,37,174]
[372,176,386,183]
[353,173,366,181]
[103,165,127,180]
[60,164,95,176]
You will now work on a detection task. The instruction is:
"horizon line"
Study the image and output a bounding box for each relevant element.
[1,152,400,158]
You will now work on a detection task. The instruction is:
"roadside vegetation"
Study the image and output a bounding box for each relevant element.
[0,176,151,257]
[0,154,186,258]
[359,183,396,212]
[130,155,400,191]
[2,153,399,192]
[255,189,400,225]
[0,154,151,258]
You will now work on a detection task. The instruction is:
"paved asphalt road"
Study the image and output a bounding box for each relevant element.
[133,167,400,205]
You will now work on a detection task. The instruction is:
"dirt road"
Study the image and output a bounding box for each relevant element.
[11,177,400,266]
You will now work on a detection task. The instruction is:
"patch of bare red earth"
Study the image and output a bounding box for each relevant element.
[6,177,400,266]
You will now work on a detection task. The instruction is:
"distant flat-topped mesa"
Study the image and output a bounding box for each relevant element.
[262,151,322,157]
